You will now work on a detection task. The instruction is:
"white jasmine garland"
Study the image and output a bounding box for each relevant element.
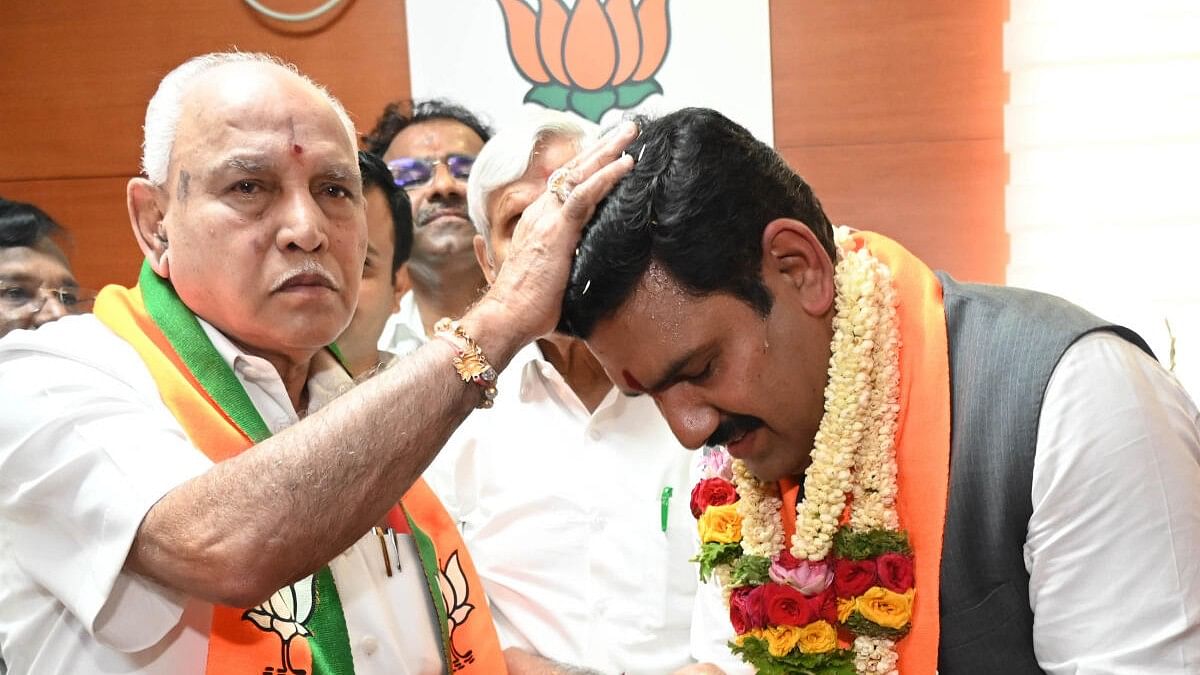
[853,636,900,675]
[726,226,906,673]
[732,460,785,558]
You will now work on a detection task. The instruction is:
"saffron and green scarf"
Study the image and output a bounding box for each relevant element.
[94,263,506,674]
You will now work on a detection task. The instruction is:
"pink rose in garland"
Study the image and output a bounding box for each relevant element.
[762,582,817,627]
[729,586,768,634]
[699,448,735,480]
[769,549,833,596]
[689,477,738,518]
[876,552,915,593]
[834,559,877,598]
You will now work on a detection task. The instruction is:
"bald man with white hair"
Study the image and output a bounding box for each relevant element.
[0,52,636,674]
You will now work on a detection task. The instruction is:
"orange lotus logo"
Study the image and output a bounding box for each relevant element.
[496,0,671,122]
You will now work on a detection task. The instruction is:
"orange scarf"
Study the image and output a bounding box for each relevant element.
[94,272,507,675]
[780,230,950,672]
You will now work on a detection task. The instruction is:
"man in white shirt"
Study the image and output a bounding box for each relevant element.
[423,111,725,675]
[0,52,638,674]
[362,100,493,357]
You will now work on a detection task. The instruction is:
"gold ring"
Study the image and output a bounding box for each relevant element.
[547,166,575,203]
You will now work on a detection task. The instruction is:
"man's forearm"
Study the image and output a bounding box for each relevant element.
[128,303,530,607]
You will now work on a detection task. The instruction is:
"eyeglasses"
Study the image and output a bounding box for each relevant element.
[0,282,97,314]
[387,154,475,189]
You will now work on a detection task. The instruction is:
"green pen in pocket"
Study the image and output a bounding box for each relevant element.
[660,486,673,532]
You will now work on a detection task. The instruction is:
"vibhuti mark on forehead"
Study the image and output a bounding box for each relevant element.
[176,170,190,202]
[287,115,304,156]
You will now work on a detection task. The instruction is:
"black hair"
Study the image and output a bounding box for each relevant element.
[362,99,493,157]
[357,150,414,277]
[560,107,835,338]
[0,197,64,249]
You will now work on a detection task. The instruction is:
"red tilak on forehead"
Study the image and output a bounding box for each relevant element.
[292,144,303,155]
[623,370,645,392]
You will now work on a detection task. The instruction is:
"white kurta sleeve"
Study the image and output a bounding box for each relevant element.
[0,337,212,653]
[1027,331,1200,673]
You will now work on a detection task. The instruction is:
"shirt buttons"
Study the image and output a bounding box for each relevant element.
[361,635,378,655]
[587,428,601,441]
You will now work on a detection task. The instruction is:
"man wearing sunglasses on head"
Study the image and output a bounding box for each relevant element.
[0,197,96,339]
[363,100,492,357]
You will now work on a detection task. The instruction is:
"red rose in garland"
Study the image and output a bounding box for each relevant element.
[689,477,738,518]
[876,552,915,593]
[729,586,767,634]
[761,582,816,627]
[834,559,877,598]
[808,587,839,624]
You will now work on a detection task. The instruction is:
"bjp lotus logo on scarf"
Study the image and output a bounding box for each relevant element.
[496,0,671,122]
[244,576,316,675]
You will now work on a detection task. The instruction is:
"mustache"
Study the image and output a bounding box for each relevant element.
[270,258,338,292]
[416,196,469,227]
[705,413,765,448]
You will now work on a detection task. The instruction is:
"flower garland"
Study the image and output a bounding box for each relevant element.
[690,227,912,675]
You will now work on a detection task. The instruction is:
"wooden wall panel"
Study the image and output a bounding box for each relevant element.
[1,1,1008,287]
[779,140,1007,282]
[0,0,412,287]
[769,0,1008,283]
[0,177,142,289]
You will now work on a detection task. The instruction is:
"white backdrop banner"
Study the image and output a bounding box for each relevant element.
[405,0,775,143]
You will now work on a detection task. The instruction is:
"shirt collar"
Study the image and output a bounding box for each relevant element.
[378,290,429,354]
[196,318,352,416]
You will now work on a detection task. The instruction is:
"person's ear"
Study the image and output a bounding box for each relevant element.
[128,177,171,278]
[392,264,411,308]
[473,234,497,284]
[761,218,836,317]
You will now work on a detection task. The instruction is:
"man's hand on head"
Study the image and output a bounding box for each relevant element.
[473,121,637,345]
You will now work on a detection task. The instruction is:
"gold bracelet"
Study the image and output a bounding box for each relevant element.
[433,317,498,409]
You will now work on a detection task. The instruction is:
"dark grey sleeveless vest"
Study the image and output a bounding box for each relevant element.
[935,273,1152,673]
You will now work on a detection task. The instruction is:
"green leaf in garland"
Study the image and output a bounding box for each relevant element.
[842,610,911,639]
[729,554,772,587]
[729,636,857,675]
[690,542,742,582]
[568,88,617,123]
[832,527,912,560]
[615,79,663,108]
[524,84,570,112]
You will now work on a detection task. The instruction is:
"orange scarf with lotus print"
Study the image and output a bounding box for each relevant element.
[93,263,507,675]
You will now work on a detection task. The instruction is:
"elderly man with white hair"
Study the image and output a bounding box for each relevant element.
[0,53,636,674]
[421,110,730,675]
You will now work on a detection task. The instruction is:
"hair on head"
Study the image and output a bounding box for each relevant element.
[141,51,356,186]
[362,99,493,157]
[0,197,65,249]
[357,150,414,276]
[560,107,835,338]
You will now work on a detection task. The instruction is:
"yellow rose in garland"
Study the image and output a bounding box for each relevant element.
[760,624,802,657]
[697,502,742,544]
[796,620,837,654]
[856,586,914,630]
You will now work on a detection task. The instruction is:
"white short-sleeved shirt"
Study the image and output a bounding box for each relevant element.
[689,332,1200,673]
[422,341,699,675]
[0,313,443,674]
